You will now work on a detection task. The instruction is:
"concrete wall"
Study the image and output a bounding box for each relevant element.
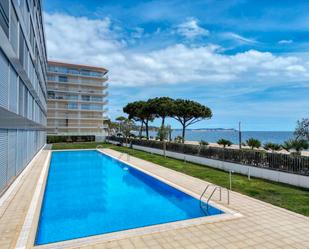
[108,140,309,189]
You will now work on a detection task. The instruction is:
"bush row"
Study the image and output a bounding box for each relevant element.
[107,136,309,176]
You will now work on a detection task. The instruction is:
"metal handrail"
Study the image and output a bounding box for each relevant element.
[199,184,215,205]
[206,187,219,204]
[199,184,230,212]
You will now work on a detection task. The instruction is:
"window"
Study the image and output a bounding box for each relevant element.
[18,80,24,116]
[81,95,90,101]
[9,66,18,113]
[67,68,79,75]
[19,29,25,67]
[66,94,78,100]
[24,88,28,118]
[92,96,102,102]
[81,104,102,110]
[0,50,9,108]
[58,76,68,82]
[47,91,55,99]
[68,102,78,109]
[10,8,18,55]
[0,0,9,37]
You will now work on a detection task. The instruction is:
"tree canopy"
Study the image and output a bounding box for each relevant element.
[294,118,309,141]
[283,139,309,153]
[171,99,212,143]
[123,100,154,139]
[122,97,212,142]
[148,97,174,126]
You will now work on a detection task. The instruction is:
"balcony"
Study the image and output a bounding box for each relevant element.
[48,98,105,105]
[47,78,108,88]
[48,116,104,121]
[47,70,108,81]
[48,107,105,113]
[47,87,108,97]
[47,125,107,129]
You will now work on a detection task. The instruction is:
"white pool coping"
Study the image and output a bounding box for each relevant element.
[19,149,242,249]
[15,151,51,249]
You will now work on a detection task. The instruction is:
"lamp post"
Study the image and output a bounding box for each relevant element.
[239,121,242,150]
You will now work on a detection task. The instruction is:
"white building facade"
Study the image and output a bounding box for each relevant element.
[0,0,47,194]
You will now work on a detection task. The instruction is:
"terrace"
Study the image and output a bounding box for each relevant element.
[0,144,309,249]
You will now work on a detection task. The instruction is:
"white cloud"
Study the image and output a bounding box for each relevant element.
[131,27,144,39]
[278,39,293,44]
[175,17,209,39]
[45,13,309,88]
[221,32,257,44]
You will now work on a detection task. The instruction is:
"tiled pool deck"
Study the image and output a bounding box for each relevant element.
[1,148,309,249]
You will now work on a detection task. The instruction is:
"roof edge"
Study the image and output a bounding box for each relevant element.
[48,60,108,73]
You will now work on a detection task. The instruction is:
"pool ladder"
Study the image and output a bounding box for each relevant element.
[199,184,230,213]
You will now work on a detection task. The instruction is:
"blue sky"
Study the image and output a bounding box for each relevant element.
[44,0,309,131]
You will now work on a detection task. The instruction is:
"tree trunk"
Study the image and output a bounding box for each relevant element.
[161,117,165,127]
[139,121,144,138]
[145,121,149,140]
[182,125,186,143]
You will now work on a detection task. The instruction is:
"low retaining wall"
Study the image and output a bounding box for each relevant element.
[108,140,309,189]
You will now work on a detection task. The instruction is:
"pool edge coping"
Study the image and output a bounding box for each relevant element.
[22,148,243,249]
[15,150,52,249]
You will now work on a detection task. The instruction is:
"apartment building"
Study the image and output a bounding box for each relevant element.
[47,61,108,141]
[0,0,47,194]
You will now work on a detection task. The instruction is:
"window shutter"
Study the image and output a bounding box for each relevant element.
[0,130,8,192]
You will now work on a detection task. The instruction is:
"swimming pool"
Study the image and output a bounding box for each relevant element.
[35,150,223,245]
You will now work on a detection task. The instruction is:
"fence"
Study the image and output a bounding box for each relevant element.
[107,136,309,176]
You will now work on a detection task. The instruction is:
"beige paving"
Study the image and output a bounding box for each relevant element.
[0,150,49,249]
[1,148,309,249]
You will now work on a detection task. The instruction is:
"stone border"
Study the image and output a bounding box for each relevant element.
[15,151,51,249]
[29,149,241,249]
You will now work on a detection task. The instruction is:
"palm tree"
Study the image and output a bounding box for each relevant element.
[282,139,309,154]
[217,139,232,148]
[246,138,261,150]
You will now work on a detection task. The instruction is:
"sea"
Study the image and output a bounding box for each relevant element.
[146,130,294,145]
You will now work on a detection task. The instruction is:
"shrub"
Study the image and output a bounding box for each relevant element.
[157,125,169,141]
[199,140,209,146]
[217,139,232,148]
[129,133,136,138]
[47,135,95,143]
[174,136,183,143]
[264,142,281,151]
[246,138,261,149]
[282,139,309,154]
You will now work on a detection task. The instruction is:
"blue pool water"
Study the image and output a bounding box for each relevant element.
[35,150,223,245]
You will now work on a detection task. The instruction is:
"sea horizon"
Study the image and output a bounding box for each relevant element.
[143,130,294,145]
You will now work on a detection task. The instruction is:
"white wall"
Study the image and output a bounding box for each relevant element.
[108,140,309,189]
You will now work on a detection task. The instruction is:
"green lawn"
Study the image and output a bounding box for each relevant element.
[52,142,309,216]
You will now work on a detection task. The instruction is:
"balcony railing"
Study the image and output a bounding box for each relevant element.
[47,87,108,96]
[47,125,108,129]
[47,78,107,88]
[48,66,108,79]
[48,97,105,104]
[48,116,104,120]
